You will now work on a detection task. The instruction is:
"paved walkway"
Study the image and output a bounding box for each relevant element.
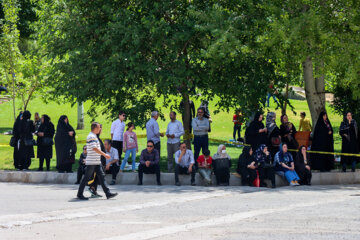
[0,183,359,239]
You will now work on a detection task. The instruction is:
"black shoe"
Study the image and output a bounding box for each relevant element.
[352,169,355,172]
[272,185,276,188]
[110,180,116,185]
[77,195,89,200]
[74,181,80,184]
[106,192,118,199]
[191,182,196,186]
[175,182,181,186]
[157,182,162,186]
[260,182,267,187]
[137,182,143,185]
[38,168,43,171]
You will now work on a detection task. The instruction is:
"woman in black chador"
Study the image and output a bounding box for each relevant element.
[339,112,359,172]
[55,115,76,173]
[14,111,35,170]
[295,146,312,185]
[245,112,268,149]
[36,114,55,171]
[311,111,334,172]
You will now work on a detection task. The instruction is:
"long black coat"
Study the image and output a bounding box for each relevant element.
[339,119,359,165]
[55,116,77,168]
[37,118,55,160]
[295,152,311,182]
[280,123,297,149]
[246,113,268,149]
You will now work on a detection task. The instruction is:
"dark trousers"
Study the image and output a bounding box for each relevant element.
[194,135,209,166]
[39,158,50,171]
[233,125,241,140]
[239,167,257,186]
[175,164,196,183]
[58,163,72,173]
[106,165,120,180]
[154,142,161,157]
[299,169,312,185]
[76,166,86,183]
[77,165,110,197]
[258,166,275,187]
[112,140,123,159]
[138,164,161,184]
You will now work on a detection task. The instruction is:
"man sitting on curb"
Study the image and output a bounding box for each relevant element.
[138,140,162,186]
[175,142,196,186]
[104,139,120,185]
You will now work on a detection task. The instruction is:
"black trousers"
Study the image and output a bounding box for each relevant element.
[258,166,275,186]
[239,167,257,186]
[106,165,120,180]
[77,166,86,183]
[298,169,312,185]
[154,142,161,157]
[138,164,161,183]
[112,140,123,159]
[58,163,72,173]
[175,164,196,183]
[77,165,110,197]
[233,125,241,140]
[39,158,51,171]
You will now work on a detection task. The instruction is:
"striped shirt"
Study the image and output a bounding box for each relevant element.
[85,132,101,165]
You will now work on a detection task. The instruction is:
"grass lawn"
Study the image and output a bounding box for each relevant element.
[0,96,343,171]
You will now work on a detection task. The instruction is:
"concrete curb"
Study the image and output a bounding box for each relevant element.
[1,170,360,187]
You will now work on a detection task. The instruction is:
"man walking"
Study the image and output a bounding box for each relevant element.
[166,111,184,172]
[77,122,117,200]
[192,107,210,165]
[146,111,164,157]
[111,111,126,159]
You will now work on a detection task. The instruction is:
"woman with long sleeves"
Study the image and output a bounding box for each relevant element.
[36,115,55,171]
[339,112,359,172]
[280,114,298,153]
[213,144,232,186]
[55,115,76,173]
[255,144,276,188]
[246,112,268,149]
[237,146,257,186]
[295,146,312,185]
[266,112,281,159]
[274,143,300,186]
[310,111,334,172]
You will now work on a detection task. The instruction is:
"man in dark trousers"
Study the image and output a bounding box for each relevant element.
[77,122,117,200]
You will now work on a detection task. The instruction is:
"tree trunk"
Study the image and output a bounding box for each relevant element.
[303,56,325,130]
[76,101,85,130]
[182,93,192,150]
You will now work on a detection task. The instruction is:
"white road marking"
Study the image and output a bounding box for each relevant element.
[103,196,350,240]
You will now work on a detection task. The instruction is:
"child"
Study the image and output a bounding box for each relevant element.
[197,149,213,185]
[121,122,138,172]
[298,112,312,131]
[75,145,87,184]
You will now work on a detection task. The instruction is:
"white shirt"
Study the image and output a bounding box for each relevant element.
[146,118,160,144]
[175,149,195,167]
[106,147,119,166]
[111,119,125,141]
[166,120,185,144]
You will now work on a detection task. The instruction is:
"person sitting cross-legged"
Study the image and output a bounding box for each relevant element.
[197,149,213,186]
[104,140,120,185]
[138,140,161,186]
[175,142,196,186]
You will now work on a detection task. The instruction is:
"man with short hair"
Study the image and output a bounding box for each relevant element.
[104,139,120,185]
[166,111,184,172]
[192,107,210,165]
[77,122,117,200]
[146,111,164,156]
[111,111,126,159]
[138,140,161,185]
[175,142,196,186]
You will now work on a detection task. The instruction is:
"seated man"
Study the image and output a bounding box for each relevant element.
[197,149,213,185]
[104,139,120,185]
[138,140,161,185]
[175,142,196,186]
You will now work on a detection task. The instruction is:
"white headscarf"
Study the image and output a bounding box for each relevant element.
[214,144,231,159]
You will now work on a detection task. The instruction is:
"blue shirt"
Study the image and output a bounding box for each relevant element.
[146,118,160,144]
[175,149,195,167]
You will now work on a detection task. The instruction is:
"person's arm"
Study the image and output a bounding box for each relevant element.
[134,133,138,151]
[110,121,115,140]
[93,148,110,159]
[175,151,182,164]
[175,122,185,138]
[154,122,161,137]
[140,150,146,165]
[123,132,127,151]
[197,119,209,131]
[166,123,170,137]
[152,150,160,165]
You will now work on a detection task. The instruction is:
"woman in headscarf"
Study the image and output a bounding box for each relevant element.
[339,112,359,172]
[295,146,312,185]
[310,111,334,172]
[55,115,76,173]
[36,115,55,171]
[245,112,268,149]
[213,144,232,186]
[266,112,281,159]
[14,111,35,170]
[255,144,276,188]
[274,143,300,186]
[280,114,298,155]
[12,111,23,169]
[237,146,257,186]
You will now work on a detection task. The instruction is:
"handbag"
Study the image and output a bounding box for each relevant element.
[42,137,54,146]
[9,136,16,147]
[24,139,36,147]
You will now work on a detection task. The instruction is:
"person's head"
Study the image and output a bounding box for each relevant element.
[146,140,155,152]
[346,112,352,122]
[127,122,135,131]
[236,109,242,115]
[22,111,31,120]
[34,112,40,121]
[254,112,263,122]
[263,145,268,153]
[281,114,288,124]
[179,142,187,151]
[242,146,253,157]
[91,122,101,134]
[203,149,211,157]
[41,114,50,124]
[104,139,111,152]
[300,112,306,119]
[267,112,276,122]
[299,145,306,155]
[322,112,328,121]
[118,111,126,121]
[170,111,176,121]
[281,143,288,153]
[249,147,253,156]
[197,107,205,118]
[98,124,103,135]
[82,145,87,154]
[217,144,226,155]
[151,111,159,120]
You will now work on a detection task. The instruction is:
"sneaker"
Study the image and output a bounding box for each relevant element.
[110,180,116,185]
[191,182,196,186]
[106,192,118,199]
[157,182,162,186]
[88,188,102,198]
[77,195,89,201]
[175,182,181,186]
[137,182,143,185]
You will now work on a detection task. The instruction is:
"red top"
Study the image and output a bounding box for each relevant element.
[197,155,213,168]
[233,114,242,125]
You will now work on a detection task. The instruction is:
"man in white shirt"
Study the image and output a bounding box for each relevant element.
[166,111,184,172]
[146,111,164,157]
[104,139,120,185]
[77,122,117,200]
[111,111,126,159]
[174,142,196,186]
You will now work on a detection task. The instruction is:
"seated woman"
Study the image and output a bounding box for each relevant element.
[255,144,276,188]
[295,146,312,185]
[274,143,300,186]
[213,144,232,186]
[237,146,257,186]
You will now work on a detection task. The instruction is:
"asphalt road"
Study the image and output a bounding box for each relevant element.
[0,183,359,240]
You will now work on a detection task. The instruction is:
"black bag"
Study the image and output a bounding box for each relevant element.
[24,139,36,147]
[9,136,16,147]
[42,137,54,146]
